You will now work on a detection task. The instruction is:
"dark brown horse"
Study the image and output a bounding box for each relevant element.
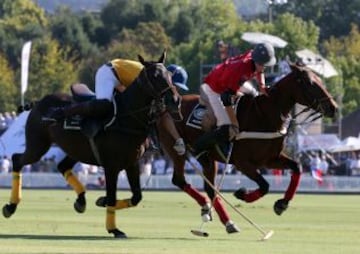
[158,64,338,233]
[2,52,181,238]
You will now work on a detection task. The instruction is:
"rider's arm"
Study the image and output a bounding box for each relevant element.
[255,72,268,95]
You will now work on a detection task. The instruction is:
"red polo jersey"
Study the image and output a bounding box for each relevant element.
[204,50,256,94]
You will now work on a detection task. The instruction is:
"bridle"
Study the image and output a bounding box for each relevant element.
[113,63,176,132]
[291,69,332,127]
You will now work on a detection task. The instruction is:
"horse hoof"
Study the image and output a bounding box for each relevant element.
[74,193,86,213]
[233,188,247,200]
[273,199,289,216]
[226,222,240,234]
[108,229,127,239]
[95,196,106,207]
[2,203,17,218]
[74,201,86,213]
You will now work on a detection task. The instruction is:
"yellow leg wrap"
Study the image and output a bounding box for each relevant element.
[64,170,86,194]
[10,172,22,204]
[115,199,133,210]
[106,206,116,231]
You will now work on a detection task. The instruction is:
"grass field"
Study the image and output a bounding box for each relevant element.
[0,189,358,254]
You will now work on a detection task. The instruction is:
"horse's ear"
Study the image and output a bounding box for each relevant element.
[138,54,145,65]
[158,49,167,64]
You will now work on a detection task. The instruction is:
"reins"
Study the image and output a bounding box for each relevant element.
[111,65,172,133]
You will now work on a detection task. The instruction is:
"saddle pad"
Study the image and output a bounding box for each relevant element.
[63,115,82,130]
[186,103,206,130]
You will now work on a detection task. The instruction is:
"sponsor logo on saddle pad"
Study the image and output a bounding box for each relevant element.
[186,104,206,129]
[63,116,82,130]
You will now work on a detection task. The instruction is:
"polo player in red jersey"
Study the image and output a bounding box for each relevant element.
[194,42,277,158]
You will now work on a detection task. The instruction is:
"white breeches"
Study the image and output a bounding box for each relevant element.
[239,81,259,97]
[95,64,119,101]
[199,83,231,127]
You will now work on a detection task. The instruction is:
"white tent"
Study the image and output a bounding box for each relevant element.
[297,134,341,152]
[0,111,65,162]
[329,136,360,153]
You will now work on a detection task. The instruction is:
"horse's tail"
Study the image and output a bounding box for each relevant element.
[17,102,35,113]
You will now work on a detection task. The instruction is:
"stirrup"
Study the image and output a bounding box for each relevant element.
[41,116,58,123]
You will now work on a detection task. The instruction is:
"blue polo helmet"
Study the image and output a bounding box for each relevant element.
[167,64,189,91]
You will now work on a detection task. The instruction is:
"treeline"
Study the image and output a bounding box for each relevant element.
[0,0,359,123]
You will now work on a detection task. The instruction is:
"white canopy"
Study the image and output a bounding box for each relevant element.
[295,49,338,78]
[241,32,288,48]
[0,111,65,162]
[329,136,360,153]
[297,134,341,152]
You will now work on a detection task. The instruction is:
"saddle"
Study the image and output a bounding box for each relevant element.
[66,84,115,138]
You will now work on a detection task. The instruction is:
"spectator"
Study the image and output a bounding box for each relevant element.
[0,155,11,173]
[319,154,329,175]
[309,152,323,184]
[152,154,166,175]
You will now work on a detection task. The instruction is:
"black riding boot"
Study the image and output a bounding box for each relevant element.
[193,125,231,159]
[46,99,113,121]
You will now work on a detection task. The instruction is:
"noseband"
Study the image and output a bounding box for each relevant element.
[293,70,331,125]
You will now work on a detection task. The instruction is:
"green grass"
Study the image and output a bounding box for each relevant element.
[0,190,359,254]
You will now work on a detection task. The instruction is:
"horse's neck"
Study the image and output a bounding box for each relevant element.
[114,79,153,128]
[237,91,293,131]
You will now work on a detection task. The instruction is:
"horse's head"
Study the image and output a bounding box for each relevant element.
[138,51,183,121]
[288,64,338,118]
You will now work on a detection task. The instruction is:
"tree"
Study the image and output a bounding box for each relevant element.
[0,52,16,111]
[49,6,94,61]
[23,37,76,103]
[0,0,48,68]
[323,24,360,116]
[77,21,171,90]
[274,0,360,41]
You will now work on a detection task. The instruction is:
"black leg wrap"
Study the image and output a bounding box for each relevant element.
[233,187,247,200]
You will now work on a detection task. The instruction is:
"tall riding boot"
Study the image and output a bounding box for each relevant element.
[193,125,231,159]
[46,99,112,121]
[63,99,113,118]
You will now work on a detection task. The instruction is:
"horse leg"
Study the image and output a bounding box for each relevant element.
[123,164,142,208]
[3,142,51,218]
[58,156,86,213]
[266,154,301,215]
[102,167,127,238]
[202,157,239,233]
[96,163,142,210]
[171,157,211,218]
[233,163,269,203]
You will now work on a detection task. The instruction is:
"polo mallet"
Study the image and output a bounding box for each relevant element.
[190,222,209,237]
[190,143,234,237]
[186,150,274,241]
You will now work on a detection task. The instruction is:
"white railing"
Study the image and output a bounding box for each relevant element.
[0,173,360,193]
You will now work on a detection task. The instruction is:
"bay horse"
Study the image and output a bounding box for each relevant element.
[2,52,181,238]
[158,63,338,232]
